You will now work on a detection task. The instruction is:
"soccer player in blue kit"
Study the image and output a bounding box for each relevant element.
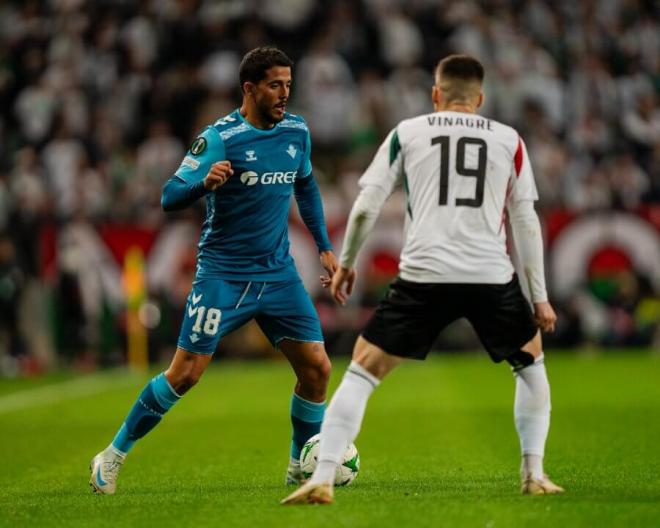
[90,47,338,494]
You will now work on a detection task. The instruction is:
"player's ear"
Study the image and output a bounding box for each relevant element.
[243,81,255,96]
[432,85,440,109]
[476,91,484,109]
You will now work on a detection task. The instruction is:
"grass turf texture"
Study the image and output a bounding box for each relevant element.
[1,352,659,527]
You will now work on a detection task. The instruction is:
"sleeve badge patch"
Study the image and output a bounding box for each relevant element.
[181,156,200,170]
[190,137,207,156]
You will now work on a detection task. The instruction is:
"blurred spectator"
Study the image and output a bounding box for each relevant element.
[295,31,356,151]
[0,234,25,359]
[41,121,85,218]
[603,152,650,210]
[622,94,660,163]
[132,119,185,225]
[8,147,48,275]
[135,120,184,185]
[14,74,58,145]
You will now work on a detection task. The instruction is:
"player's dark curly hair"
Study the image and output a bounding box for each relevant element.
[239,46,293,90]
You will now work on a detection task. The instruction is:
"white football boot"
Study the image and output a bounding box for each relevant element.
[89,447,126,495]
[285,456,305,486]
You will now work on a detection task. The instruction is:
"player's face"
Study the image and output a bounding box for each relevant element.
[254,66,291,124]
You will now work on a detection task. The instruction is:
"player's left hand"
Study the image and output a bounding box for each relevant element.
[330,266,357,306]
[533,301,557,333]
[319,250,338,289]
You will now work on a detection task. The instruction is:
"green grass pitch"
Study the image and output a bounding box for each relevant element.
[1,352,659,527]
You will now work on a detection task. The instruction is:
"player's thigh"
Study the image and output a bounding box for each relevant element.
[177,278,255,355]
[255,279,324,348]
[467,277,539,369]
[521,330,543,358]
[362,278,457,361]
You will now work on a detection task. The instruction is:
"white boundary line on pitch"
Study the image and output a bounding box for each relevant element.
[0,370,143,415]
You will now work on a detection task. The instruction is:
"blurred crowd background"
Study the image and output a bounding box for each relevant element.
[0,0,658,375]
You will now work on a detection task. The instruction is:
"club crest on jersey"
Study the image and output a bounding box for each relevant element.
[245,150,257,161]
[286,144,297,158]
[190,137,207,156]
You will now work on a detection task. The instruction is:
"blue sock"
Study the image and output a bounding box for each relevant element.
[290,393,325,460]
[111,373,181,454]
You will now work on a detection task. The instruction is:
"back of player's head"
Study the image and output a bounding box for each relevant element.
[434,55,484,104]
[239,47,293,91]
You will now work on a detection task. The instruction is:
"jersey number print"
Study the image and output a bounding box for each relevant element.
[431,136,487,207]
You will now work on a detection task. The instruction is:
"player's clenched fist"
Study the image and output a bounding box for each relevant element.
[204,161,234,191]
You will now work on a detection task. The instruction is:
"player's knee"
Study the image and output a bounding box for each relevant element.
[177,373,202,394]
[166,369,203,395]
[317,356,332,384]
[298,356,331,393]
[308,356,331,385]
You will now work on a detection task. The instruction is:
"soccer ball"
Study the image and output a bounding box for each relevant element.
[299,433,360,486]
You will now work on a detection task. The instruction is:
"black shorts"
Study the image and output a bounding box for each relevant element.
[362,275,538,364]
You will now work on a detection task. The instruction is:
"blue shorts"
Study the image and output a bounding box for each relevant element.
[177,277,324,355]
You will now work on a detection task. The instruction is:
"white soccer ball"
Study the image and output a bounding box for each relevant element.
[299,433,360,486]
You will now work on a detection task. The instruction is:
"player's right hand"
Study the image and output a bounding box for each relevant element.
[533,301,557,333]
[330,266,357,306]
[204,161,233,191]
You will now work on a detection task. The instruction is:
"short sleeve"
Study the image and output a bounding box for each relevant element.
[358,128,404,195]
[509,136,539,203]
[174,127,225,184]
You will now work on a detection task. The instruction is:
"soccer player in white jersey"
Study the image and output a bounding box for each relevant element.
[282,54,564,505]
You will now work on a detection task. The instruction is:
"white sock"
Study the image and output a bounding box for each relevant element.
[513,354,550,480]
[311,362,380,485]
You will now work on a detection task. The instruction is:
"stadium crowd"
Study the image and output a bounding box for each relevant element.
[0,0,658,371]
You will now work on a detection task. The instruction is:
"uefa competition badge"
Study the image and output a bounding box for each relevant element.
[190,137,207,156]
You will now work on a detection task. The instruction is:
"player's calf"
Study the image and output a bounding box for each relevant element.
[281,340,331,484]
[511,350,563,495]
[89,372,181,495]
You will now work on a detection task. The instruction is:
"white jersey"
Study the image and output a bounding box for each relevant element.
[359,111,538,284]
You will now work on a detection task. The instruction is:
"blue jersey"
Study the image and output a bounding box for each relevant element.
[170,109,330,281]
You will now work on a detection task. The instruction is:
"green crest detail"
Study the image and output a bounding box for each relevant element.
[389,130,401,166]
[190,137,207,156]
[342,453,360,473]
[301,440,317,463]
